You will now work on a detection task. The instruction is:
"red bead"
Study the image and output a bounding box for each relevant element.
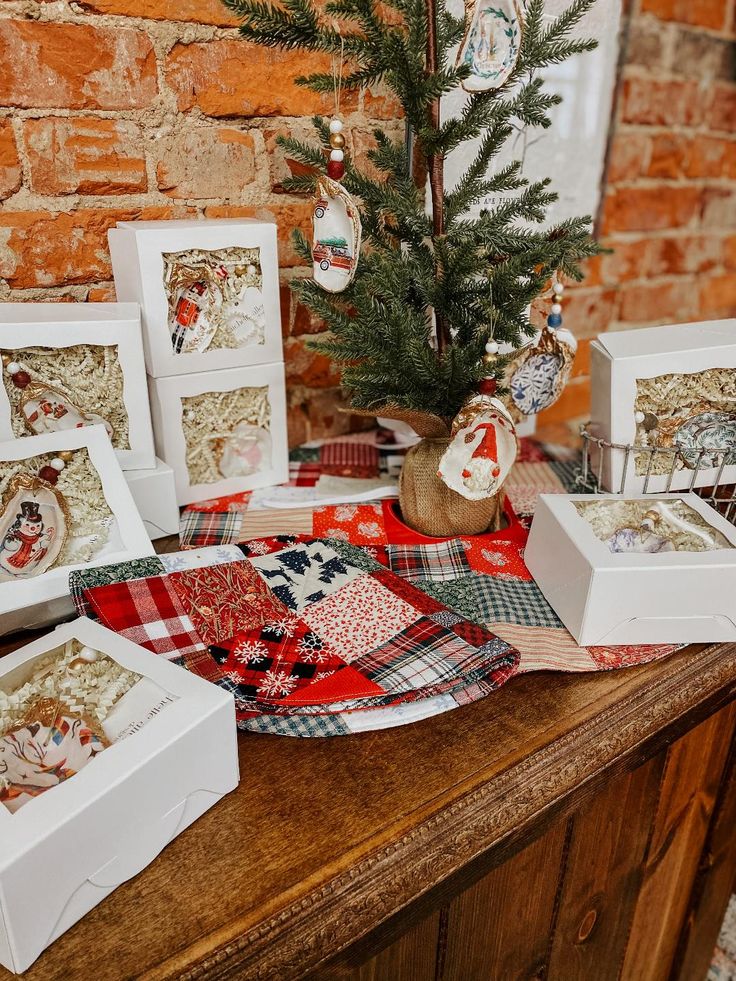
[327,159,345,180]
[479,378,497,395]
[39,466,59,485]
[12,370,31,389]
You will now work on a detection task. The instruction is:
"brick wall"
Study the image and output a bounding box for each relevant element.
[0,0,734,446]
[536,0,736,439]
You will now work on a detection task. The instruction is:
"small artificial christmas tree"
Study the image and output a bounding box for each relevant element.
[223,0,601,535]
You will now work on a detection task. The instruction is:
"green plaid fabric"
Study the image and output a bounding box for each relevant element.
[239,711,351,737]
[421,575,563,629]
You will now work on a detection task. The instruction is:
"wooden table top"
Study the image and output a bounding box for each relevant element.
[1,608,735,980]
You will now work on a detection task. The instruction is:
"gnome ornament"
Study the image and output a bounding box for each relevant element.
[438,394,517,501]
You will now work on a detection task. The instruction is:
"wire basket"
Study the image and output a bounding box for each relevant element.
[579,424,736,525]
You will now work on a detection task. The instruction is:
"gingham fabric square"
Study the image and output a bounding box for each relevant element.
[302,573,420,663]
[179,510,243,548]
[353,617,513,694]
[421,575,563,629]
[249,540,366,612]
[85,577,208,660]
[169,561,290,645]
[386,541,472,583]
[69,556,165,617]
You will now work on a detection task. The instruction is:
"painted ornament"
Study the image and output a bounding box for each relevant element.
[505,324,577,420]
[216,422,272,479]
[0,472,68,582]
[4,363,113,438]
[170,279,221,354]
[438,395,517,501]
[673,410,736,469]
[456,0,523,92]
[312,176,362,294]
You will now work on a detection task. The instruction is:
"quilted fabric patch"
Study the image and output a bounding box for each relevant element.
[70,555,166,618]
[169,561,289,645]
[249,540,365,612]
[179,509,244,548]
[421,575,563,629]
[387,541,472,583]
[302,572,420,663]
[84,576,208,660]
[313,502,388,545]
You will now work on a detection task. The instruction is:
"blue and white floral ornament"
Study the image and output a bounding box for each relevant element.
[456,0,523,92]
[503,281,577,421]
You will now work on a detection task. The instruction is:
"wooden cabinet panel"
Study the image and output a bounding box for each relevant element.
[440,824,568,981]
[619,704,736,980]
[547,754,665,980]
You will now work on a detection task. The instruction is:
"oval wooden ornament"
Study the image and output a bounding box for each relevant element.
[456,0,523,92]
[170,280,221,354]
[217,422,272,478]
[438,395,517,501]
[312,176,362,294]
[0,474,68,582]
[504,325,577,421]
[19,382,113,439]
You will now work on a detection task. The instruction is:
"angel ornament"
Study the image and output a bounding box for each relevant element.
[438,395,518,501]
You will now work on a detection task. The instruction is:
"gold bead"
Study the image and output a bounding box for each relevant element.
[482,352,497,365]
[58,450,74,462]
[329,132,345,150]
[1,354,10,367]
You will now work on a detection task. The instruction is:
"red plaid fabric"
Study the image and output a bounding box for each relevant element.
[370,567,447,616]
[387,541,472,583]
[168,561,290,645]
[288,461,322,486]
[319,441,380,478]
[353,617,513,693]
[85,577,208,660]
[179,510,243,548]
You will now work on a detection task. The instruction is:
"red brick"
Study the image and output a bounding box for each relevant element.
[647,133,692,179]
[166,40,358,118]
[648,234,723,275]
[155,128,256,199]
[685,135,736,178]
[87,285,117,302]
[558,288,617,339]
[699,273,736,316]
[0,120,21,200]
[570,337,591,379]
[707,84,736,132]
[617,278,699,323]
[598,239,653,284]
[0,21,157,110]
[292,297,326,336]
[640,0,728,30]
[363,84,403,120]
[284,336,340,388]
[263,124,318,193]
[0,206,195,289]
[205,202,314,268]
[77,0,239,25]
[602,185,701,233]
[606,130,651,183]
[621,76,702,127]
[700,187,736,229]
[723,235,736,269]
[24,117,147,196]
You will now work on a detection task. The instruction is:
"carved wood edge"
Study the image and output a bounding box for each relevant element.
[147,643,736,981]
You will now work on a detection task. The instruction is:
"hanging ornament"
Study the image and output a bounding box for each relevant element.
[3,357,114,439]
[438,393,517,501]
[311,38,362,294]
[456,0,523,92]
[503,279,577,420]
[0,454,71,582]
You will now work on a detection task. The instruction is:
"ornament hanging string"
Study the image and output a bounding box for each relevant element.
[332,35,344,119]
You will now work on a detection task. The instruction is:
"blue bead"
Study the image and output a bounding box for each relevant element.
[547,313,562,328]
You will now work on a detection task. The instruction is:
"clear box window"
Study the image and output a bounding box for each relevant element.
[574,498,733,554]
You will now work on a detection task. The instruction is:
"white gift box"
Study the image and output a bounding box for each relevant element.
[148,363,288,506]
[109,219,283,378]
[124,458,180,541]
[0,303,155,471]
[0,426,153,635]
[525,493,736,646]
[590,319,736,493]
[0,617,238,974]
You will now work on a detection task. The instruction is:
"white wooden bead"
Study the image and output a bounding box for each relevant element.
[485,341,499,354]
[6,362,20,375]
[551,303,562,315]
[329,119,343,134]
[329,149,344,162]
[50,457,65,471]
[635,411,645,424]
